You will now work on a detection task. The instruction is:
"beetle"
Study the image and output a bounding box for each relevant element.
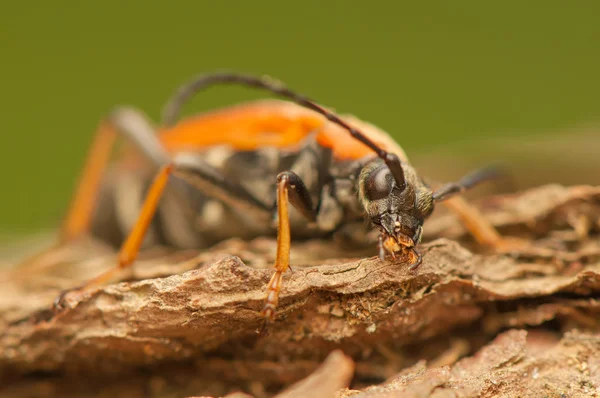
[51,72,512,322]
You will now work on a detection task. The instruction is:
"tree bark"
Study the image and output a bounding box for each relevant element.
[1,184,600,397]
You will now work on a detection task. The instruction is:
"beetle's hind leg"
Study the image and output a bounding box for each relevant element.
[7,107,168,284]
[261,171,316,324]
[61,107,169,243]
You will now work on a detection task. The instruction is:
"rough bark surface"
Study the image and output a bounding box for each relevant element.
[1,184,600,397]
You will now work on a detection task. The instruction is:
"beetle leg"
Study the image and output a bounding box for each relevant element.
[442,196,503,248]
[442,196,528,252]
[54,155,273,310]
[61,107,169,243]
[10,108,168,281]
[53,162,174,309]
[261,171,316,323]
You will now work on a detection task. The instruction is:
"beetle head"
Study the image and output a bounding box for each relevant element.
[358,158,434,264]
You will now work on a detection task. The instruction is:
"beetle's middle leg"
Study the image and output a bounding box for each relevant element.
[54,155,273,309]
[261,171,317,322]
[442,196,528,252]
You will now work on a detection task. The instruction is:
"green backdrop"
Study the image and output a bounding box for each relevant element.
[1,1,599,236]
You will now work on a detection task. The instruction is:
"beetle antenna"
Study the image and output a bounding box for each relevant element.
[161,72,406,188]
[433,165,503,202]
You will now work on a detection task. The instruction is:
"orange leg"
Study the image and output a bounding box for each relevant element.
[433,166,527,252]
[443,196,526,252]
[60,120,117,242]
[442,196,503,247]
[60,107,167,242]
[54,157,276,309]
[259,167,327,325]
[259,171,316,323]
[260,175,291,322]
[54,163,174,308]
[8,120,118,276]
[9,108,164,280]
[117,164,174,268]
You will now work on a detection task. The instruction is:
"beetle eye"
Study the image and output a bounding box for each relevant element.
[364,166,394,201]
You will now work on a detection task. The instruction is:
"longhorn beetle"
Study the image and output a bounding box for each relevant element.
[53,72,511,322]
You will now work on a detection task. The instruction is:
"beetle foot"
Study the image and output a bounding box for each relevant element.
[489,236,531,254]
[256,319,271,336]
[52,285,85,312]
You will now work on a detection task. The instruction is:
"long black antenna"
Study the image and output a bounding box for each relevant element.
[161,72,406,188]
[432,166,503,202]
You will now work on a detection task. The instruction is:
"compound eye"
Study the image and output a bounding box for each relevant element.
[364,166,394,201]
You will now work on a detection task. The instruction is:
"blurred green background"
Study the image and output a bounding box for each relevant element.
[1,1,600,237]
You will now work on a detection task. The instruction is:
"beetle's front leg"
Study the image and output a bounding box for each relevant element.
[442,196,528,252]
[261,171,316,323]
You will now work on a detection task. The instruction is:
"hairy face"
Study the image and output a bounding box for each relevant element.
[358,159,434,261]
